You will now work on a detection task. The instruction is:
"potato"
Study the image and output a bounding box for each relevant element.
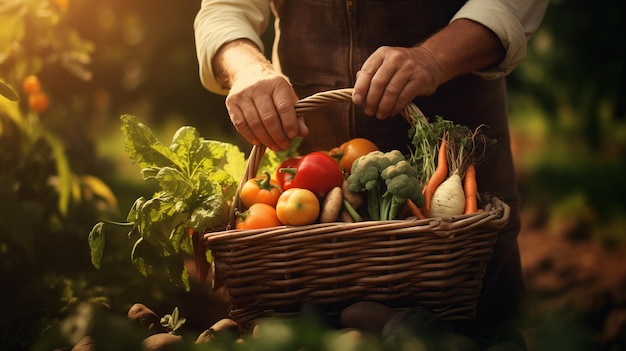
[320,187,343,223]
[142,333,182,351]
[381,307,450,350]
[342,179,363,209]
[127,303,166,332]
[195,318,240,344]
[339,301,396,335]
[340,208,355,223]
[70,336,95,351]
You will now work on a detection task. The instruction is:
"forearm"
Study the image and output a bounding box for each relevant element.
[194,0,270,94]
[451,0,550,78]
[419,18,505,85]
[212,39,274,90]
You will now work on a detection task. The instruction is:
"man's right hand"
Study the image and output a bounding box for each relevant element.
[226,71,306,151]
[214,39,307,151]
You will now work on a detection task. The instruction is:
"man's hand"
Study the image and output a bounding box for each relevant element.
[352,19,505,120]
[352,46,441,120]
[214,39,308,150]
[226,71,306,151]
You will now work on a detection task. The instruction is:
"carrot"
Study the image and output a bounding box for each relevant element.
[423,136,448,213]
[463,163,478,214]
[406,198,427,219]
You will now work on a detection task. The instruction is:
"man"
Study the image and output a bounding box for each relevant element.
[194,1,548,348]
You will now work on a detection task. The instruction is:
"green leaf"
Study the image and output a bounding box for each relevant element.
[121,114,180,170]
[0,79,20,102]
[140,167,160,181]
[160,307,187,332]
[222,142,247,181]
[169,126,202,177]
[40,128,72,215]
[188,193,229,233]
[155,166,194,199]
[88,222,105,269]
[172,225,193,256]
[127,196,146,224]
[130,237,151,277]
[135,197,185,255]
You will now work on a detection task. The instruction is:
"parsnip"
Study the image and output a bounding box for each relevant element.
[428,172,465,217]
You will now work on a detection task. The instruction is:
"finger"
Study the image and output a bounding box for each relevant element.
[235,97,278,150]
[389,80,421,117]
[296,116,309,138]
[272,89,300,140]
[353,52,384,106]
[252,95,290,150]
[227,104,259,146]
[362,65,396,117]
[374,72,411,119]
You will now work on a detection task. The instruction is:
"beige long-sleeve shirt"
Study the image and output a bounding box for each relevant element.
[194,0,549,95]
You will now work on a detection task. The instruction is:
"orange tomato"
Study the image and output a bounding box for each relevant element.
[28,91,50,113]
[239,170,282,208]
[235,203,282,230]
[22,75,41,95]
[329,138,378,175]
[275,188,319,226]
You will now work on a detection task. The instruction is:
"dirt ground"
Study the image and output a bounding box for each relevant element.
[518,210,626,350]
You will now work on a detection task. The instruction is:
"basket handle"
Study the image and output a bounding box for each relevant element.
[294,88,424,125]
[228,88,425,227]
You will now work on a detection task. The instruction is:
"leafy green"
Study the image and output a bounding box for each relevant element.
[407,115,470,186]
[88,115,246,290]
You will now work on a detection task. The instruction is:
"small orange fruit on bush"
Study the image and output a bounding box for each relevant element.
[28,92,50,113]
[22,75,41,95]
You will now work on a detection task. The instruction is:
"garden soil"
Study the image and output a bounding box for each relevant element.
[519,210,626,350]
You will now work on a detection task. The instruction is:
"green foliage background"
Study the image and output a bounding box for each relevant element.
[0,0,624,350]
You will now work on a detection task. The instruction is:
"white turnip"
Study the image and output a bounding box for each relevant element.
[428,172,465,217]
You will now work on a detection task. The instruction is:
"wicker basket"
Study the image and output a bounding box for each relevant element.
[204,88,509,327]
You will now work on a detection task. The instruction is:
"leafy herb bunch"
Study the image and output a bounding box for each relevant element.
[89,115,247,290]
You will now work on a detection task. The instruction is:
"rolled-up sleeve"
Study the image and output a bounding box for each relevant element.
[451,0,549,79]
[194,0,271,95]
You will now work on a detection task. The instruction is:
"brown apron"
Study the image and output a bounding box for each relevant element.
[272,0,526,339]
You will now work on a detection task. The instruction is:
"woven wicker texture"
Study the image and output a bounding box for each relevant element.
[205,89,509,326]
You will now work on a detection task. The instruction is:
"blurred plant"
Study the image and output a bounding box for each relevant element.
[0,0,93,85]
[0,1,119,350]
[0,0,118,258]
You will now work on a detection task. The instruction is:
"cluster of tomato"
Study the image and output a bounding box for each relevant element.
[234,138,378,230]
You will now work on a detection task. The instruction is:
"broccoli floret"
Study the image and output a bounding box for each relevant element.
[380,160,424,220]
[347,151,385,193]
[347,150,421,220]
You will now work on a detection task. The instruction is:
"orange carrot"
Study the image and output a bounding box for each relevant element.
[423,136,448,213]
[406,198,427,219]
[463,163,478,214]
